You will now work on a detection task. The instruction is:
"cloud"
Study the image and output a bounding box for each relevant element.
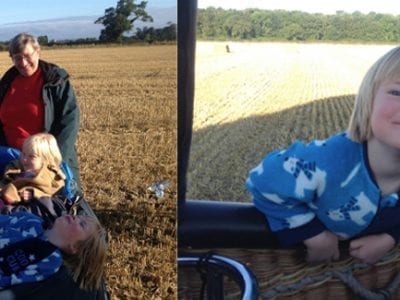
[0,17,102,41]
[0,7,176,41]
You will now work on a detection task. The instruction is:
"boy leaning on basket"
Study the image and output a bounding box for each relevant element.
[247,46,400,264]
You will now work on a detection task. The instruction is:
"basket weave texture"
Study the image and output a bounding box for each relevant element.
[178,246,400,299]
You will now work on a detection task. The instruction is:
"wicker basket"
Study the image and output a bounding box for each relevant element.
[178,246,400,299]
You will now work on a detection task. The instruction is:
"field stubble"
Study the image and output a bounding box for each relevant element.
[1,45,177,299]
[187,42,394,201]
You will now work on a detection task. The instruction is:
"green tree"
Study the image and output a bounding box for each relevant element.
[160,22,177,41]
[223,12,253,39]
[95,0,153,42]
[135,23,176,43]
[37,35,48,45]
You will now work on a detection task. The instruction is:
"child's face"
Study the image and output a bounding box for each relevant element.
[20,147,43,173]
[370,80,400,149]
[52,215,96,254]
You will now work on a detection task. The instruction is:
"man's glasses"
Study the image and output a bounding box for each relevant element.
[11,49,37,62]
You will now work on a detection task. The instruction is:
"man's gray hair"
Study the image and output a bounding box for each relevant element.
[9,32,40,56]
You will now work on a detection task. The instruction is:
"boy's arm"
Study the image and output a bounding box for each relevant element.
[349,233,395,264]
[274,217,327,246]
[275,219,339,262]
[353,206,400,263]
[304,230,340,262]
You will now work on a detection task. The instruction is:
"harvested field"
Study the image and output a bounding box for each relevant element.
[187,42,394,202]
[0,45,177,299]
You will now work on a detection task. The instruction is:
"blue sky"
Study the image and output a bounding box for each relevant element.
[1,0,176,25]
[198,0,400,15]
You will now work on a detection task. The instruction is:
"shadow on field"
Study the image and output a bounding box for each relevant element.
[95,209,135,236]
[187,94,356,202]
[95,195,175,241]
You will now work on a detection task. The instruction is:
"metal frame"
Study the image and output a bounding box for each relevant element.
[178,253,259,300]
[177,1,266,299]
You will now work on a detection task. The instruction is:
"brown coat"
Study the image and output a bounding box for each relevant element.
[1,160,65,203]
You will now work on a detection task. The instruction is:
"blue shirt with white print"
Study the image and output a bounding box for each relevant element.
[246,132,400,246]
[0,212,62,288]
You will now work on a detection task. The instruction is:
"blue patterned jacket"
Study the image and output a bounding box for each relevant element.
[246,132,400,246]
[0,212,62,288]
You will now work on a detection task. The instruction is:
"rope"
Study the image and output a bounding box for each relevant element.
[332,269,400,300]
[263,251,400,299]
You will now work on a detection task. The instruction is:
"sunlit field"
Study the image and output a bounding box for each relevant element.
[187,42,394,202]
[0,45,177,299]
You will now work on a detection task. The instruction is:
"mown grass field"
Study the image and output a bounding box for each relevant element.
[187,42,395,202]
[0,45,177,299]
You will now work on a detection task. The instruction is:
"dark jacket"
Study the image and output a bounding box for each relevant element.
[0,60,81,190]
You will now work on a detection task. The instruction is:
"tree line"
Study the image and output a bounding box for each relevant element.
[34,22,176,47]
[198,7,400,42]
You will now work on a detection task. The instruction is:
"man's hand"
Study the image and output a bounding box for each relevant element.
[350,234,395,264]
[303,231,340,263]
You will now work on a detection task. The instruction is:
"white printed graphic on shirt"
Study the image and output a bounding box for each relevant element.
[327,192,376,226]
[283,157,327,198]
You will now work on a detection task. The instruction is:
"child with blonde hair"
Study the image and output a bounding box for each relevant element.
[1,133,66,204]
[62,215,109,290]
[247,46,400,265]
[0,211,107,291]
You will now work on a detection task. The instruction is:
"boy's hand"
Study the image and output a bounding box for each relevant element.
[20,189,33,201]
[303,230,339,263]
[349,233,395,264]
[2,196,20,204]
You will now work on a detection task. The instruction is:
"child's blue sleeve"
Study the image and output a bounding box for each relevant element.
[361,206,400,243]
[0,250,62,288]
[273,218,326,246]
[14,251,62,285]
[246,141,328,236]
[0,213,62,288]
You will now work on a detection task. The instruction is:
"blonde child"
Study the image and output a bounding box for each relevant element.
[247,46,400,265]
[1,133,66,204]
[0,211,107,291]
